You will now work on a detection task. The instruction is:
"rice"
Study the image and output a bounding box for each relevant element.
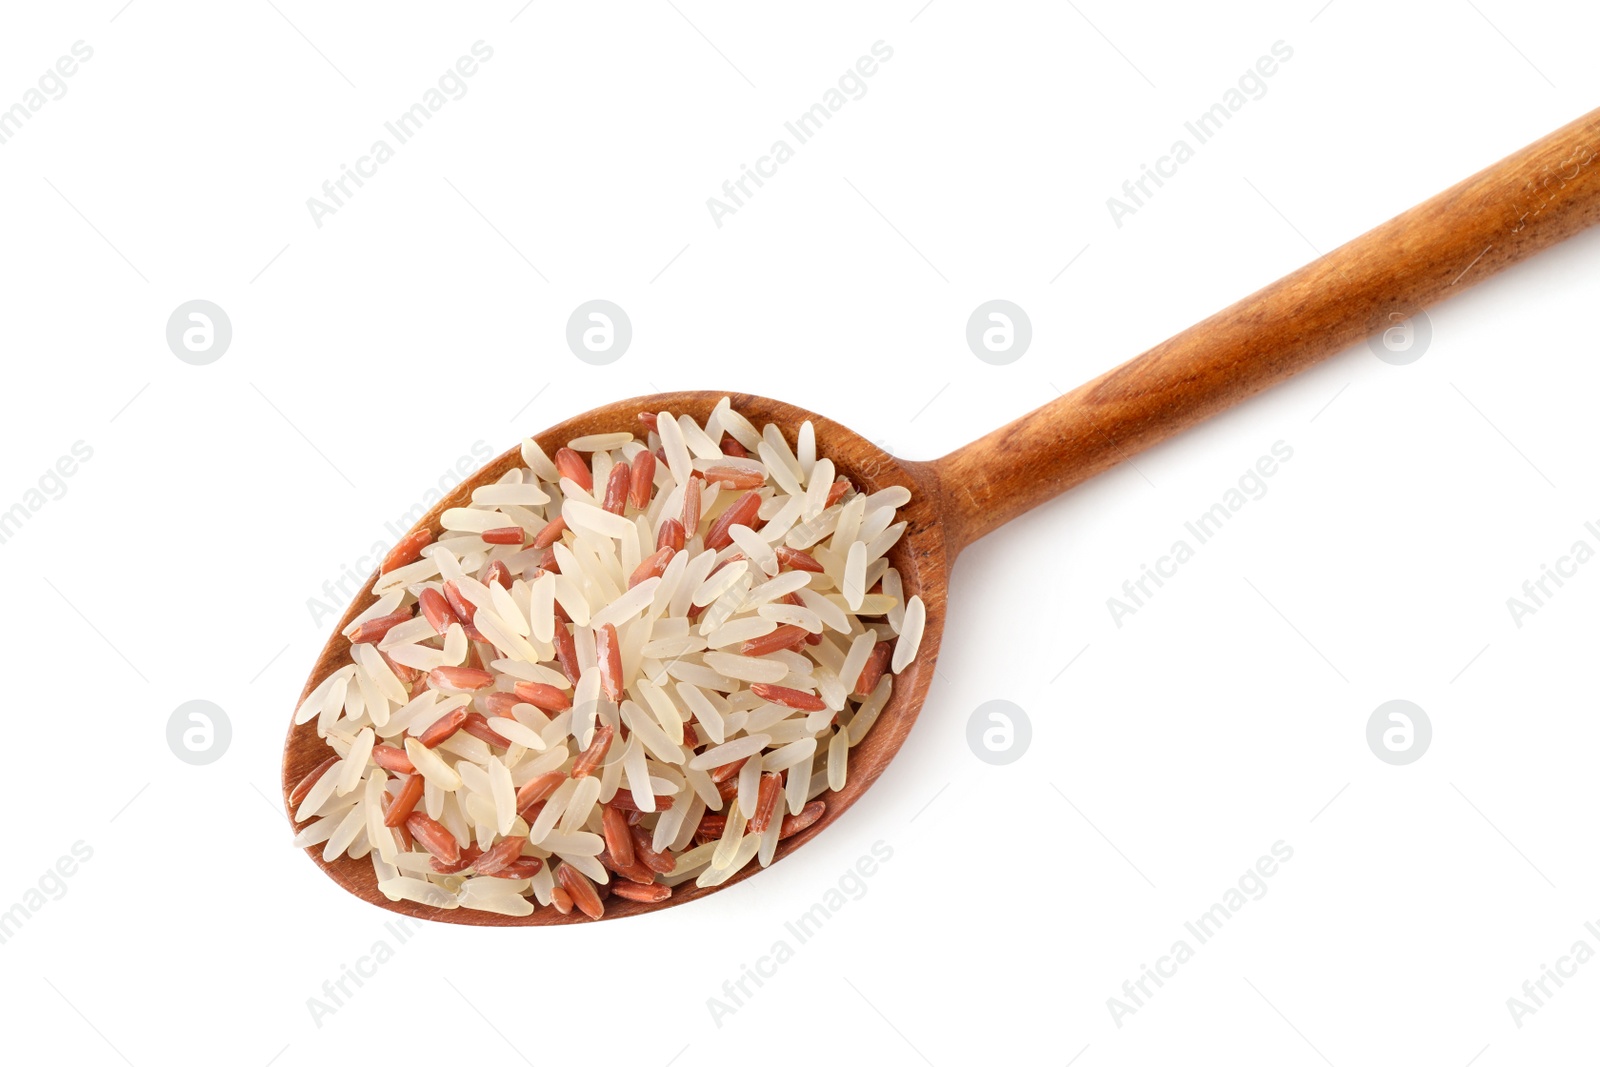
[289,399,923,919]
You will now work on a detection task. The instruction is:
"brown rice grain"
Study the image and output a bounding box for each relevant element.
[381,530,433,574]
[554,447,593,491]
[779,800,825,839]
[556,863,604,920]
[384,775,426,827]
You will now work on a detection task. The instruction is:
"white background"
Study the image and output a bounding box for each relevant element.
[1,1,1597,1064]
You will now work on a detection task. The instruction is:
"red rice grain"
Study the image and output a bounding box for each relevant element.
[415,706,469,748]
[349,610,414,645]
[289,755,339,810]
[512,680,572,712]
[602,461,630,515]
[405,813,460,864]
[381,530,433,574]
[611,882,671,903]
[371,744,415,774]
[490,857,544,879]
[533,516,569,549]
[552,623,580,685]
[748,772,782,833]
[748,683,827,711]
[682,474,703,534]
[471,834,528,875]
[462,712,511,748]
[570,723,614,778]
[442,581,485,640]
[739,624,810,657]
[628,450,656,510]
[515,771,566,814]
[428,666,495,692]
[419,587,460,634]
[554,447,593,491]
[482,526,525,546]
[704,466,764,490]
[708,757,747,784]
[779,800,826,840]
[384,652,421,686]
[596,624,624,701]
[629,546,675,589]
[657,518,685,552]
[705,490,762,550]
[483,691,521,717]
[557,864,604,920]
[775,546,825,573]
[602,804,636,869]
[853,639,893,696]
[430,844,481,874]
[605,789,667,814]
[383,774,425,827]
[599,848,659,884]
[628,825,677,874]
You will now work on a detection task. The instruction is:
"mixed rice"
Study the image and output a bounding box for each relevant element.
[290,399,926,919]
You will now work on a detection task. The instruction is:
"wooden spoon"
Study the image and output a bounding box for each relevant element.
[285,107,1600,924]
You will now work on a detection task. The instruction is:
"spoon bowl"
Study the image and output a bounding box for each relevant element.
[282,391,954,925]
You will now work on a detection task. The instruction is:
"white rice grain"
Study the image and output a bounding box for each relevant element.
[337,728,375,795]
[893,595,925,673]
[827,729,848,791]
[404,737,462,791]
[728,523,778,577]
[703,651,788,684]
[675,682,726,744]
[472,482,550,507]
[566,431,636,452]
[688,733,771,770]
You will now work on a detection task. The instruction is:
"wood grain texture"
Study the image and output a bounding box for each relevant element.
[283,391,949,926]
[933,106,1600,550]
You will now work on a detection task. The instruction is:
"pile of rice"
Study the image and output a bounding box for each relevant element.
[289,398,926,919]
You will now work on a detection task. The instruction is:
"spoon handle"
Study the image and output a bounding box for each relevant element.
[930,106,1600,554]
